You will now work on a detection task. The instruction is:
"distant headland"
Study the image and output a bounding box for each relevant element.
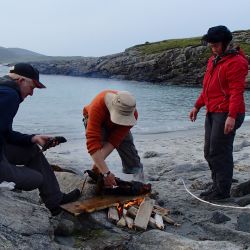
[1,29,249,86]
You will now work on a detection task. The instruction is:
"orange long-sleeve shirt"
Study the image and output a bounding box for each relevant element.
[83,90,138,155]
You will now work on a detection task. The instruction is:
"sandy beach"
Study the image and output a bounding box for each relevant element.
[46,120,250,247]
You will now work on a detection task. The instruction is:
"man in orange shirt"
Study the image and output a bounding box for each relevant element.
[83,90,143,187]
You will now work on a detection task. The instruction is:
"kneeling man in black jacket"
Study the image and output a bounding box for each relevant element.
[0,63,80,216]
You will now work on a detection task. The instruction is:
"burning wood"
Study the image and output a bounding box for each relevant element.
[117,216,127,227]
[134,197,155,230]
[108,206,119,222]
[118,202,179,230]
[60,170,179,230]
[162,215,180,226]
[127,206,157,229]
[153,205,170,216]
[123,197,144,209]
[125,215,134,229]
[154,214,164,230]
[61,194,146,215]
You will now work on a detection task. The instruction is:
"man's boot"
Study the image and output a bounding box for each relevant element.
[200,171,217,197]
[50,188,81,216]
[199,185,216,197]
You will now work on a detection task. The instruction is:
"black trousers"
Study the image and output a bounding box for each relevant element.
[0,143,63,210]
[204,112,245,195]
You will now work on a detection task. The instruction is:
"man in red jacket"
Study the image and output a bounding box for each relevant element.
[189,25,248,201]
[83,90,143,187]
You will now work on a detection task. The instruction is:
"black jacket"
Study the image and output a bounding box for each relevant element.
[0,76,34,161]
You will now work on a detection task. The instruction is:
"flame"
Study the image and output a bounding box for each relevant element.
[116,203,123,217]
[123,198,144,209]
[114,198,144,218]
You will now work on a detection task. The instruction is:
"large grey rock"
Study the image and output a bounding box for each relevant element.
[55,172,85,194]
[237,213,250,233]
[210,211,231,224]
[231,180,250,197]
[0,189,63,249]
[55,172,97,200]
[234,194,250,206]
[128,230,242,250]
[0,190,51,236]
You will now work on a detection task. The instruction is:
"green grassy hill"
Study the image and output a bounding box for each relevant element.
[130,30,250,57]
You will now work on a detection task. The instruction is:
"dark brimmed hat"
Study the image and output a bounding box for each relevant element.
[9,63,46,88]
[202,25,232,44]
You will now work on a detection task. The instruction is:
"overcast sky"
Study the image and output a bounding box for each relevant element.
[0,0,249,57]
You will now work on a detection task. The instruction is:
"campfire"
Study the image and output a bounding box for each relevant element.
[60,170,179,230]
[61,194,178,231]
[108,196,177,230]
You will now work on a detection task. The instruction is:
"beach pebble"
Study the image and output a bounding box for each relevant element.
[231,180,250,197]
[234,194,250,206]
[157,199,165,207]
[54,236,75,248]
[148,175,160,181]
[236,213,250,233]
[173,163,207,174]
[210,211,231,224]
[54,219,75,236]
[174,178,184,186]
[143,151,159,158]
[190,180,207,190]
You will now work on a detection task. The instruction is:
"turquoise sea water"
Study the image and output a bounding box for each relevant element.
[1,65,250,172]
[1,65,250,140]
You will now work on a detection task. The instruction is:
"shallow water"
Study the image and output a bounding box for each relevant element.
[1,65,250,138]
[1,65,249,172]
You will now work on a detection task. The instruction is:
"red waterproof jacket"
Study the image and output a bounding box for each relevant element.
[195,50,249,118]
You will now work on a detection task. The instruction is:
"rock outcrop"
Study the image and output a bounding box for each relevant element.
[1,171,250,249]
[127,230,242,250]
[31,30,250,87]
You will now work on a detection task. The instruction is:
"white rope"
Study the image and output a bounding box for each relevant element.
[181,178,250,210]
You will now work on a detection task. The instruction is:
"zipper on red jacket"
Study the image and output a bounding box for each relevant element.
[205,65,216,109]
[217,65,229,110]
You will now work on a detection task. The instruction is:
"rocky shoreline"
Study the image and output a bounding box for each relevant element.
[30,30,250,87]
[1,171,249,250]
[1,124,250,249]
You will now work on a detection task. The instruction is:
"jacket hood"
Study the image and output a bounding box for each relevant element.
[0,75,22,102]
[211,44,248,67]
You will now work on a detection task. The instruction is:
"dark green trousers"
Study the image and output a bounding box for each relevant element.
[204,112,244,196]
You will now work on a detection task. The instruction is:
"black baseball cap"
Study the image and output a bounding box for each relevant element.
[9,63,46,88]
[202,25,232,44]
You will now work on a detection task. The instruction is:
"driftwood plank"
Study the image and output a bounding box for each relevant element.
[134,197,155,230]
[153,205,170,216]
[127,206,157,229]
[162,215,180,226]
[154,214,164,230]
[125,216,134,229]
[108,207,119,222]
[61,194,146,216]
[117,216,127,227]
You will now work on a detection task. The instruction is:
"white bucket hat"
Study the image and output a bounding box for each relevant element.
[104,91,137,126]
